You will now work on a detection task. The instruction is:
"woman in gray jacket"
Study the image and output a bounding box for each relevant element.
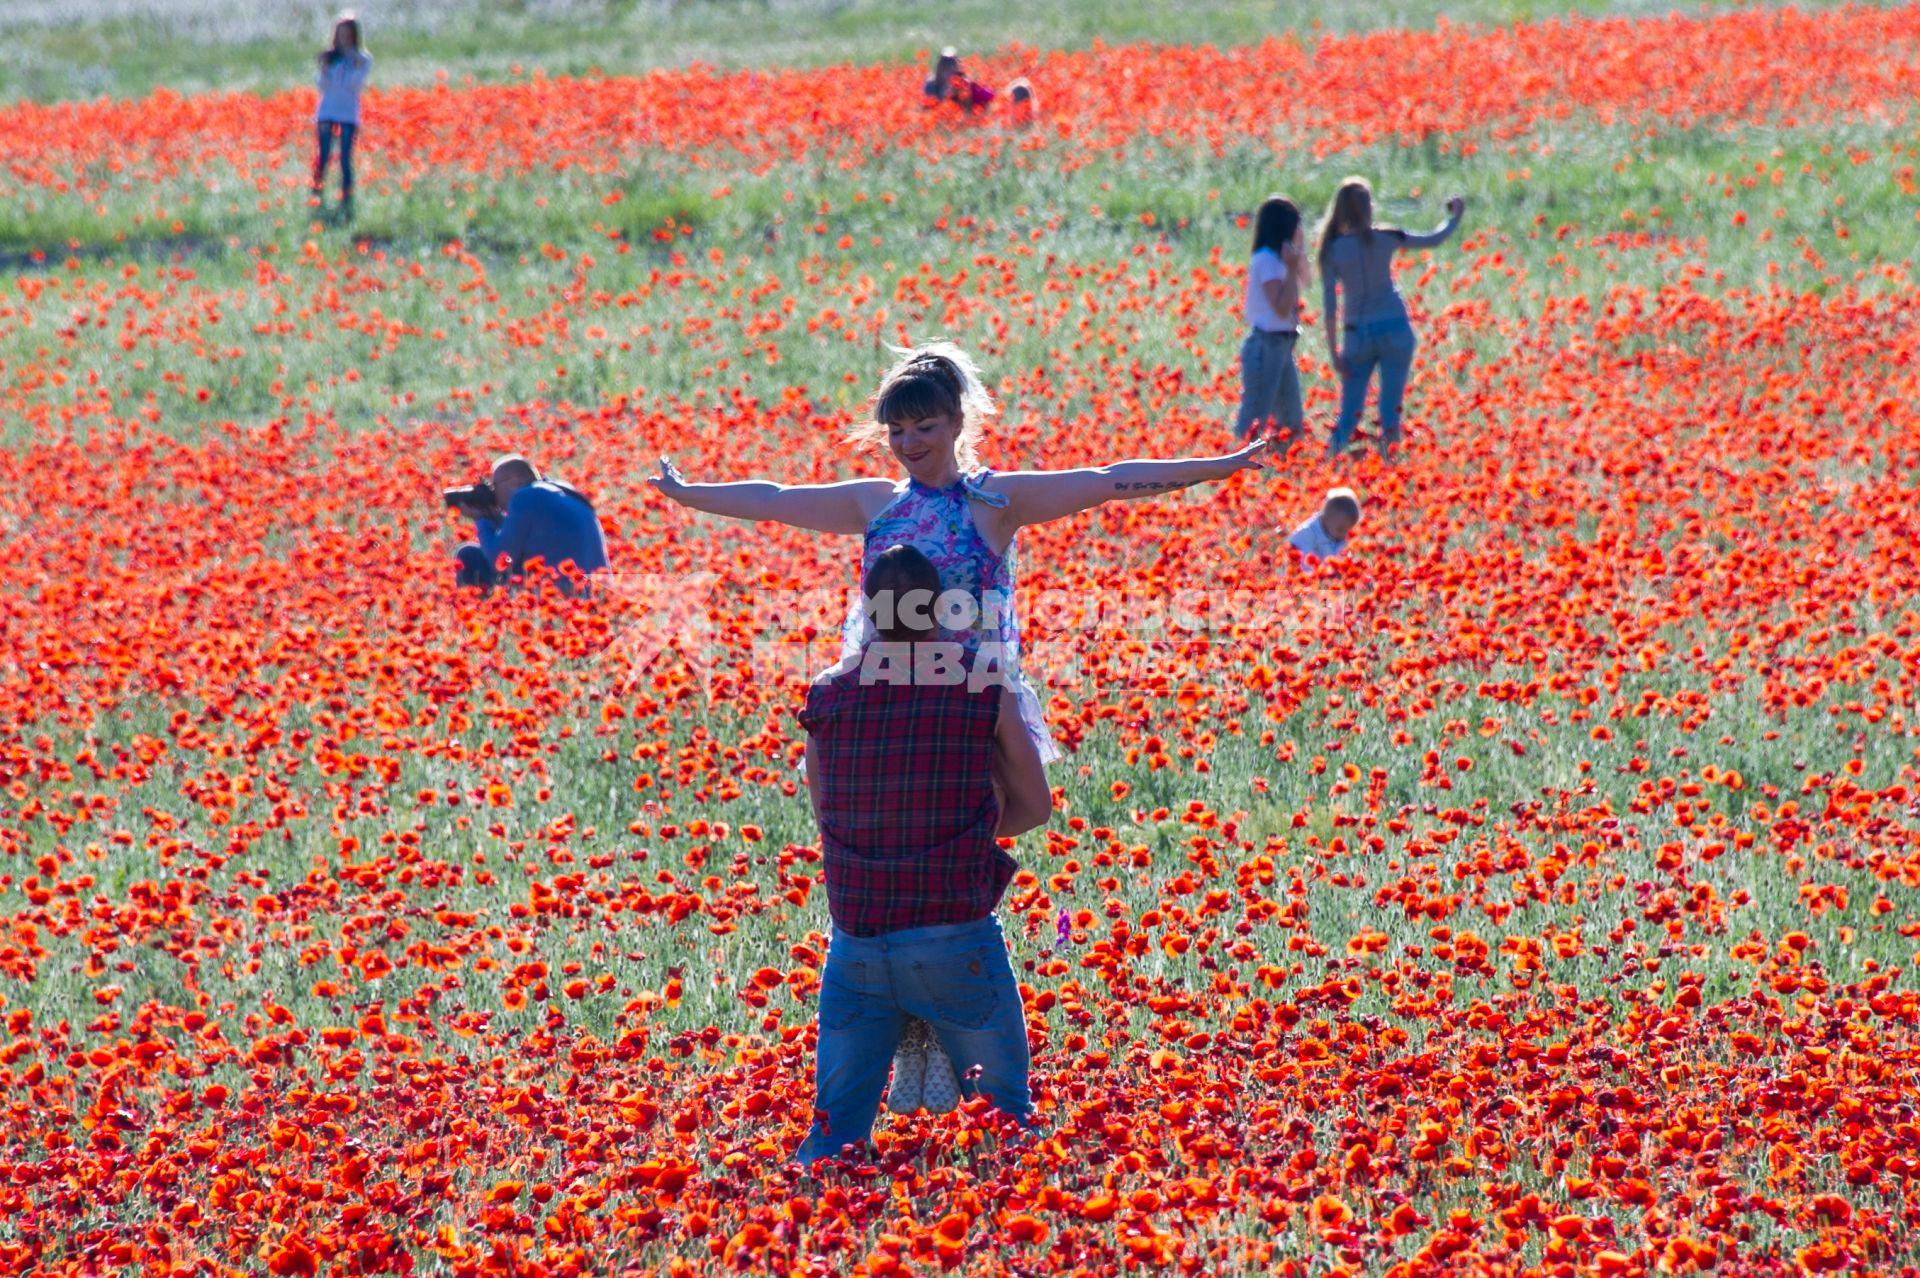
[1317,177,1464,457]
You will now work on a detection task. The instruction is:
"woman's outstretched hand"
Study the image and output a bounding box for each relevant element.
[1222,437,1271,473]
[648,455,689,503]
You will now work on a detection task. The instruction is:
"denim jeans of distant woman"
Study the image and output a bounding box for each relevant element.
[1232,329,1303,442]
[313,121,358,198]
[795,914,1032,1165]
[1329,314,1417,455]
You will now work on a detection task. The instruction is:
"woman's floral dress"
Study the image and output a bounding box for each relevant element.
[838,470,1058,762]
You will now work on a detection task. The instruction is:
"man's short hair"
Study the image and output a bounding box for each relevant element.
[492,454,538,486]
[863,545,941,643]
[1324,487,1362,524]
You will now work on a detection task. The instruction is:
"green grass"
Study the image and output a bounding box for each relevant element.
[13,606,1910,1150]
[2,9,1917,1272]
[0,118,1910,452]
[0,0,1850,104]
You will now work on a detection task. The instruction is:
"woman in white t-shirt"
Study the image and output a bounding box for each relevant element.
[312,14,371,217]
[1231,196,1309,445]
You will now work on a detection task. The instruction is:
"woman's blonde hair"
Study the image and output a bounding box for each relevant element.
[1318,176,1376,264]
[846,341,996,469]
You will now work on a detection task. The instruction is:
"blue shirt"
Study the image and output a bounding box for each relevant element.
[316,51,371,125]
[475,480,609,580]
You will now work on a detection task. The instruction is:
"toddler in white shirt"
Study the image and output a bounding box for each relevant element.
[1287,488,1361,561]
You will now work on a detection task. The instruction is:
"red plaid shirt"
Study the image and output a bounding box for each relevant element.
[798,665,1013,936]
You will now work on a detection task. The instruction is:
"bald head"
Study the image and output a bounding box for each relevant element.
[491,454,539,505]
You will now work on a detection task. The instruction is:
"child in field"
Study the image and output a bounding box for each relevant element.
[648,341,1269,764]
[1287,487,1361,561]
[1232,195,1309,447]
[924,47,996,112]
[312,13,371,219]
[1007,79,1037,127]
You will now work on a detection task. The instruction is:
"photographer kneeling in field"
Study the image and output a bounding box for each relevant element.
[449,454,609,593]
[793,544,1051,1166]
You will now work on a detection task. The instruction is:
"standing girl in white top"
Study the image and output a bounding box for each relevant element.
[312,14,371,218]
[1231,196,1309,445]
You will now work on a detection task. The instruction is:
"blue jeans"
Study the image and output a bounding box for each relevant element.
[454,543,595,597]
[314,121,358,198]
[454,543,498,588]
[796,915,1031,1165]
[1330,315,1417,455]
[1232,329,1303,441]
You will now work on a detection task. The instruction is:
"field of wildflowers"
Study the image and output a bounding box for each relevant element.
[0,0,1750,104]
[3,3,1920,1275]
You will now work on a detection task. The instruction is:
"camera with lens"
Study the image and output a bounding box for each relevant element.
[443,479,496,510]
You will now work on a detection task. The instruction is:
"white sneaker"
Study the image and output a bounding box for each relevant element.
[920,1035,961,1114]
[886,1018,930,1115]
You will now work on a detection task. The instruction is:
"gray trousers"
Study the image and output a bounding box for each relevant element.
[1233,328,1303,440]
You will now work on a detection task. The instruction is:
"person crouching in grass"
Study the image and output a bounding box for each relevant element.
[924,46,995,112]
[449,453,609,595]
[792,544,1051,1166]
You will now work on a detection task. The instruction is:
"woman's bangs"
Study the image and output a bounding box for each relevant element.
[875,375,955,425]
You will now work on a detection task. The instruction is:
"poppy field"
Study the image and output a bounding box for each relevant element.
[3,3,1920,1275]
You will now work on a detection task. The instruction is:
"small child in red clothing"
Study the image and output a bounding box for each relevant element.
[924,46,995,112]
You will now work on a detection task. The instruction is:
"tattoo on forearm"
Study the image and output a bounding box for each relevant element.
[1113,479,1200,492]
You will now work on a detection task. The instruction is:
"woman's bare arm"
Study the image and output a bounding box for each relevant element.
[982,440,1267,532]
[648,456,893,534]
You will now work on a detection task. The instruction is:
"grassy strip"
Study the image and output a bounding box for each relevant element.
[1,0,1781,105]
